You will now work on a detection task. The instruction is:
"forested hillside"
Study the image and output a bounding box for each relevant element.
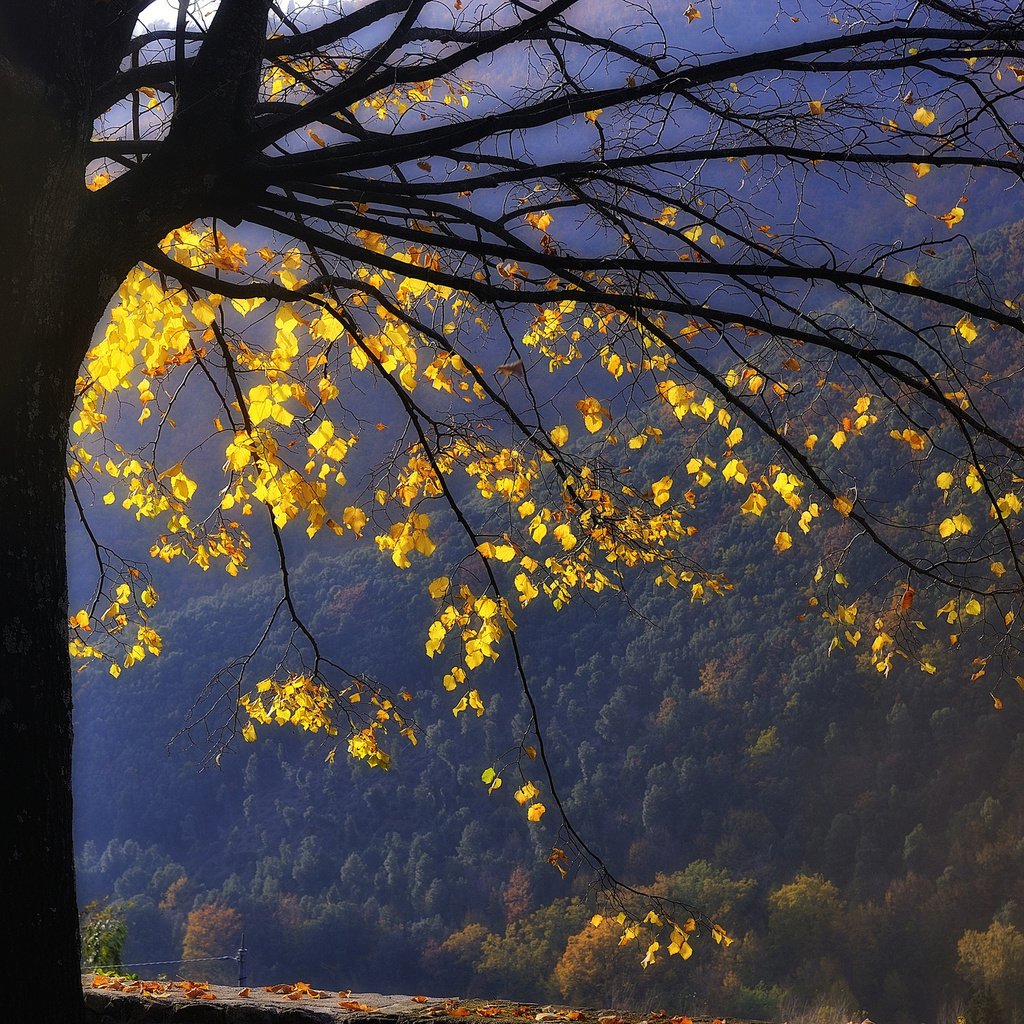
[73,219,1024,1024]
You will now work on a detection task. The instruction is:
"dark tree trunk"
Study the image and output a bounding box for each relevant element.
[0,8,140,1016]
[0,114,115,1024]
[0,324,85,1019]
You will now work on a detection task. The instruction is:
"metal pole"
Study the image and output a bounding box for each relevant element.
[237,933,247,987]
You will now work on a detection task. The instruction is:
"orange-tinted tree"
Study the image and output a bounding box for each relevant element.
[181,901,244,983]
[6,3,1024,1020]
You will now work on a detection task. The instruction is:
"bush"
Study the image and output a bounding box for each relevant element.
[81,899,129,970]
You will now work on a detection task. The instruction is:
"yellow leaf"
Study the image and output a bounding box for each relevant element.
[936,471,954,490]
[342,506,367,536]
[833,495,854,516]
[837,603,857,625]
[354,228,387,253]
[774,530,792,552]
[514,781,539,805]
[807,100,826,116]
[550,424,569,447]
[890,427,926,450]
[576,397,608,434]
[651,476,673,507]
[938,206,965,229]
[831,430,847,449]
[955,316,978,343]
[307,419,335,452]
[913,106,936,127]
[740,493,767,516]
[584,109,603,124]
[911,162,931,177]
[428,576,449,598]
[515,573,539,604]
[939,512,972,537]
[158,463,197,502]
[641,940,660,969]
[951,512,973,534]
[526,801,546,821]
[242,722,257,743]
[524,211,553,232]
[903,270,922,287]
[468,689,485,716]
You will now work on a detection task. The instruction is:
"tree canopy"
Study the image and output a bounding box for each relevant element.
[3,2,1024,1021]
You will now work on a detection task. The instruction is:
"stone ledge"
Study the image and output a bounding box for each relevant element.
[82,977,757,1024]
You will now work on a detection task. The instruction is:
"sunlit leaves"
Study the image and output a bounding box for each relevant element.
[452,689,485,717]
[376,512,436,568]
[955,316,979,343]
[159,464,198,503]
[524,211,553,233]
[890,428,927,451]
[938,513,973,538]
[514,781,539,805]
[576,397,609,434]
[740,493,767,516]
[651,476,673,507]
[550,424,570,448]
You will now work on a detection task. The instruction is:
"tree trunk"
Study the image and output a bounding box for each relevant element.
[0,10,126,1012]
[0,318,88,1020]
[0,181,114,1020]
